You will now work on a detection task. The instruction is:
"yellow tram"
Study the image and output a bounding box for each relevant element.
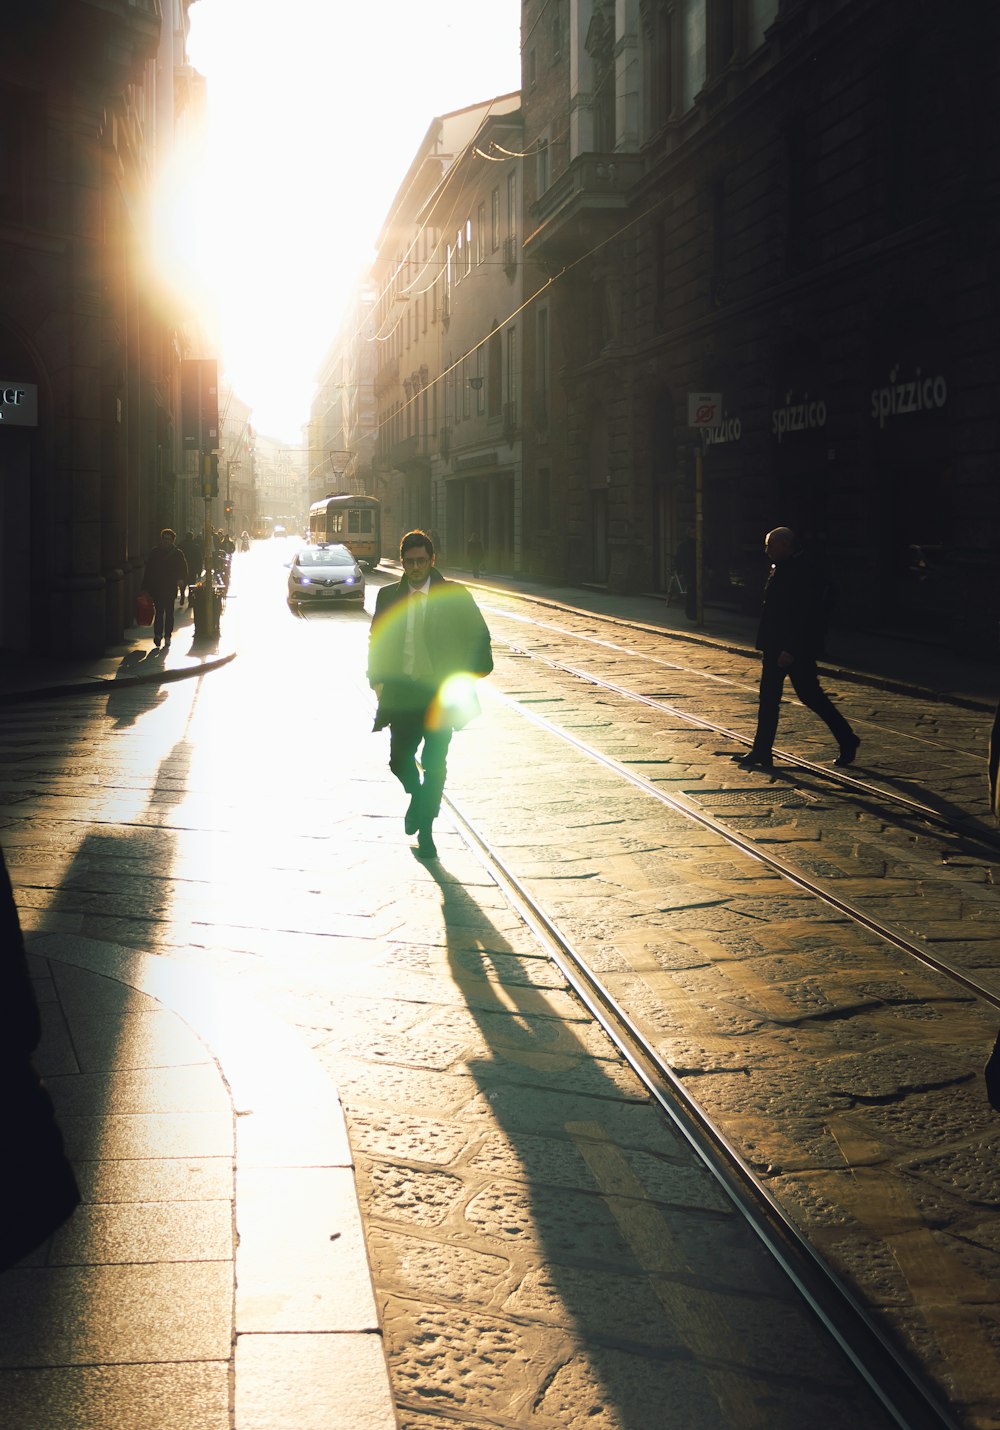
[308,494,381,569]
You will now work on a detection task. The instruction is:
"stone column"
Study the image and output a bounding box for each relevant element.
[48,101,107,657]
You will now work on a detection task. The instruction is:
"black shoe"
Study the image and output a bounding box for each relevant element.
[833,735,860,767]
[153,638,161,649]
[404,791,422,836]
[737,752,774,771]
[415,828,438,859]
[164,640,171,652]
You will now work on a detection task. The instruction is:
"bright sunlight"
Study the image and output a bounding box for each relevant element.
[153,0,521,441]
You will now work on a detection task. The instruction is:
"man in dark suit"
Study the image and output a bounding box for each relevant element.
[368,530,493,858]
[140,528,188,651]
[736,525,859,771]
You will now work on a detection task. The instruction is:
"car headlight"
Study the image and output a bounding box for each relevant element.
[292,573,311,585]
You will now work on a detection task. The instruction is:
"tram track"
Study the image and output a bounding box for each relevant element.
[444,786,961,1430]
[485,685,1000,1010]
[496,640,1000,859]
[431,591,1000,1427]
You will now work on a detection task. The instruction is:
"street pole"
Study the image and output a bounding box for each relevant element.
[695,431,705,625]
[199,453,219,639]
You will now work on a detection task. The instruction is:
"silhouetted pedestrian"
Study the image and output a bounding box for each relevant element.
[369,530,493,858]
[467,532,485,579]
[141,528,188,652]
[735,525,858,771]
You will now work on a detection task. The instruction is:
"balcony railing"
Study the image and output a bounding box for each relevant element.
[502,235,518,275]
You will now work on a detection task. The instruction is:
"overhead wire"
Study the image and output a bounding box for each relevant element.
[367,185,672,448]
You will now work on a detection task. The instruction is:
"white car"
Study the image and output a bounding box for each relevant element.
[287,543,365,606]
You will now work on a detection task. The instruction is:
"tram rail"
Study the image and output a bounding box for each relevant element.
[497,641,1000,858]
[444,785,961,1430]
[429,586,1000,1426]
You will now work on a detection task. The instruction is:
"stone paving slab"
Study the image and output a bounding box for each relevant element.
[1,939,395,1430]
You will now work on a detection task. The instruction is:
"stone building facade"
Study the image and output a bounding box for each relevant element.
[369,96,521,568]
[520,0,999,644]
[0,2,201,657]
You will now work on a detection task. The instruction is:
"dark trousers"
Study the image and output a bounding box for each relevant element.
[388,710,453,824]
[752,651,854,756]
[152,597,176,645]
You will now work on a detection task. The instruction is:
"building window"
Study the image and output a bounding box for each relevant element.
[681,0,707,111]
[537,135,550,195]
[529,48,537,86]
[643,0,674,134]
[475,345,485,414]
[505,326,517,427]
[463,355,471,418]
[488,328,502,417]
[588,9,615,150]
[506,170,516,237]
[748,0,778,49]
[477,201,486,263]
[708,0,736,79]
[491,187,500,250]
[465,218,472,274]
[552,3,562,59]
[535,307,549,426]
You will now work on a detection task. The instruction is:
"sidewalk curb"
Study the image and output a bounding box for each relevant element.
[27,931,397,1430]
[0,649,237,705]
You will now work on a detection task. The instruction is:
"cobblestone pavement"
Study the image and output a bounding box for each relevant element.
[2,550,995,1426]
[439,592,1000,1427]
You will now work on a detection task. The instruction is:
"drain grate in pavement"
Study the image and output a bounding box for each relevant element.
[691,788,815,808]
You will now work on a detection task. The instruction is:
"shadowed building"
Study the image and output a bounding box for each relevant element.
[0,1,203,658]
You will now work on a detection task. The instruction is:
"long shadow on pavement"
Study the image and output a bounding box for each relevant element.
[408,856,893,1430]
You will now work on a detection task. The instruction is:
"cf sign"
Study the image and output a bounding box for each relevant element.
[0,382,38,428]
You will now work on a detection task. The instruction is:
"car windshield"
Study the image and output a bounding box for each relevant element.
[294,548,356,568]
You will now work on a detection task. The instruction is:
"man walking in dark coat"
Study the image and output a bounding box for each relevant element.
[736,526,859,771]
[141,528,188,652]
[368,530,493,859]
